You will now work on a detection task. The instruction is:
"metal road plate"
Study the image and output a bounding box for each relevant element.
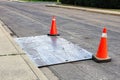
[15,35,92,67]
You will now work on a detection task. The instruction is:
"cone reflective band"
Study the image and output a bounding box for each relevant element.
[102,27,107,38]
[102,33,107,38]
[47,16,60,36]
[92,27,111,63]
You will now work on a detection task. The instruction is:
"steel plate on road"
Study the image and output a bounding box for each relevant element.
[15,35,92,67]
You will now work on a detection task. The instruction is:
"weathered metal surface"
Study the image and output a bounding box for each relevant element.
[15,35,92,67]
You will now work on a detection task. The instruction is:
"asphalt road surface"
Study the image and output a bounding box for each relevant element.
[0,1,120,80]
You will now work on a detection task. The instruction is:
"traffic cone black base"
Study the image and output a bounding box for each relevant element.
[92,55,111,63]
[47,34,60,36]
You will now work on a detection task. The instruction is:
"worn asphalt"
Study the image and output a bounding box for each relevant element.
[0,1,120,80]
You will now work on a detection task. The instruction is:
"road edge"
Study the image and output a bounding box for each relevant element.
[46,4,120,16]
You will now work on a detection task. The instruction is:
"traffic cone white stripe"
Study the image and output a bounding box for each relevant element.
[102,33,107,38]
[52,19,56,21]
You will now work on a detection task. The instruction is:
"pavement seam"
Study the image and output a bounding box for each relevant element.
[0,53,25,57]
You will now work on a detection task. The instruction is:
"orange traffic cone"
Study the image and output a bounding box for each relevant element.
[92,27,111,63]
[48,16,60,36]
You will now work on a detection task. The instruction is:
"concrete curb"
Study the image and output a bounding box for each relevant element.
[0,21,13,36]
[22,55,49,80]
[0,21,24,54]
[46,4,120,16]
[0,20,49,80]
[12,0,27,2]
